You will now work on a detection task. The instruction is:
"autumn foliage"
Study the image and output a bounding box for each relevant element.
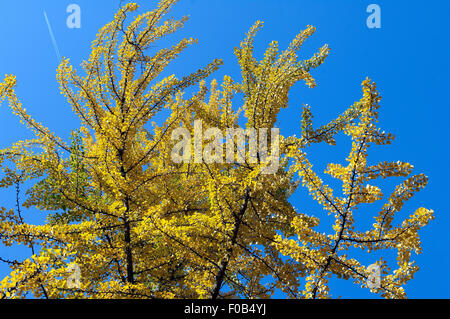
[0,0,433,299]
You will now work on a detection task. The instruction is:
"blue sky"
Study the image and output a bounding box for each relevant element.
[0,0,449,298]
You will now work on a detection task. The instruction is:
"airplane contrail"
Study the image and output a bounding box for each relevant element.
[43,10,62,62]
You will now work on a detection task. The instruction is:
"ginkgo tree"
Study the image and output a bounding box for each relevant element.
[0,0,433,299]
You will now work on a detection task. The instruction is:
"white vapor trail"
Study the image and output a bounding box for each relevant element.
[43,10,62,62]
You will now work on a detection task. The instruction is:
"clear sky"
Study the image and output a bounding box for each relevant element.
[0,0,449,298]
